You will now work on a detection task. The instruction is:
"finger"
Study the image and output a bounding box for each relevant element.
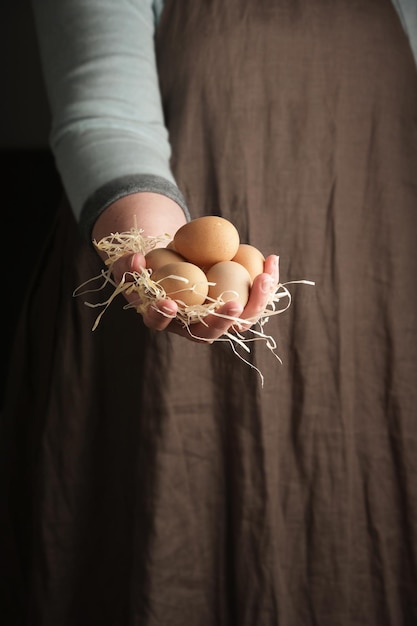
[189,301,244,342]
[264,254,279,285]
[142,298,178,331]
[108,252,148,308]
[236,255,279,329]
[130,252,147,274]
[145,299,244,342]
[111,252,147,284]
[238,272,275,328]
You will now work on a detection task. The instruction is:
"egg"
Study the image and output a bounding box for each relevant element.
[206,261,252,308]
[232,244,265,283]
[166,240,177,251]
[145,247,186,273]
[173,216,240,267]
[151,261,209,307]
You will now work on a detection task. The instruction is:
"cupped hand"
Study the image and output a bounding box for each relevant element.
[111,252,279,343]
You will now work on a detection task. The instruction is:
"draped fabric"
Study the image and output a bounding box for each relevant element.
[2,1,417,624]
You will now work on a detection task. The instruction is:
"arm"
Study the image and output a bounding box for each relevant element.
[32,0,279,340]
[31,0,189,241]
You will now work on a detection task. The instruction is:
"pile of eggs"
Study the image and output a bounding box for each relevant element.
[145,216,266,309]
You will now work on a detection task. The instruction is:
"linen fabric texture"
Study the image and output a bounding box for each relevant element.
[2,1,417,624]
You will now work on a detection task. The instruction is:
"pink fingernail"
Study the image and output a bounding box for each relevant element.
[160,305,176,316]
[261,276,274,293]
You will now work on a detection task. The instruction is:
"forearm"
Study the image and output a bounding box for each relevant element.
[31,0,189,241]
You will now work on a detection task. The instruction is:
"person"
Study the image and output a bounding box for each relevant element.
[1,1,417,624]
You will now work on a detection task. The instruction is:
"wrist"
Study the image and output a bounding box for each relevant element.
[92,191,188,249]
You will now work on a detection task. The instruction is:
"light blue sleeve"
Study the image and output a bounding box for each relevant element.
[391,0,417,68]
[31,0,188,240]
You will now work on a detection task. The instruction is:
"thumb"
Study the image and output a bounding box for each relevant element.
[111,252,147,285]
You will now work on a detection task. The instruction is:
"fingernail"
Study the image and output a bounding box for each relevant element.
[261,276,274,293]
[151,304,176,318]
[160,305,176,316]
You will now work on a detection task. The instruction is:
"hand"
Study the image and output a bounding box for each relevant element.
[112,252,280,343]
[92,194,279,343]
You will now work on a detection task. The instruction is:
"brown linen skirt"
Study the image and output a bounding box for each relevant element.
[2,1,417,624]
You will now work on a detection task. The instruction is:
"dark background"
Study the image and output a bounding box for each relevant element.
[1,0,62,409]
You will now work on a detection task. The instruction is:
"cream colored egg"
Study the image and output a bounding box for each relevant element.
[206,260,252,308]
[145,247,186,274]
[173,216,240,267]
[232,244,265,283]
[151,261,209,307]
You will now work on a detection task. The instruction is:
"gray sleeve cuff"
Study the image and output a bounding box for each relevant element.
[79,173,191,243]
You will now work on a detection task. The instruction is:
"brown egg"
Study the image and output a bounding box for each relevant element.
[145,247,186,273]
[151,261,209,307]
[206,261,252,308]
[173,216,240,267]
[166,240,177,251]
[232,244,265,283]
